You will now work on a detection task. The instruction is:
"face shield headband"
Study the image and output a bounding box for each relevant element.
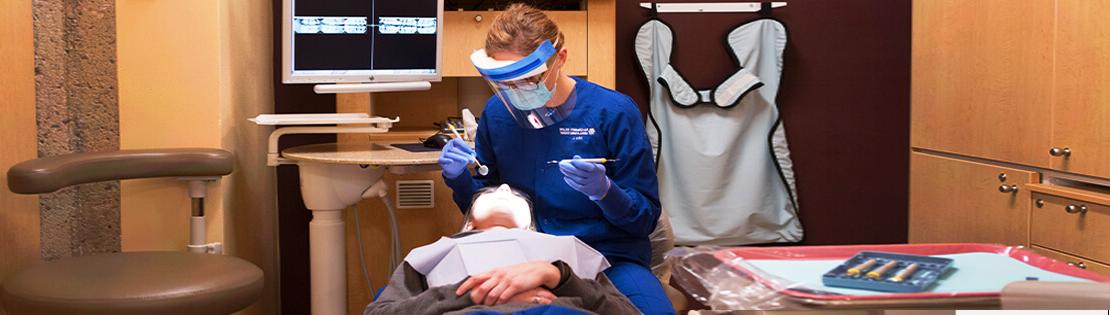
[470,40,576,129]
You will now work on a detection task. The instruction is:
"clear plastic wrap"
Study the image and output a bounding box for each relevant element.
[665,243,1110,310]
[665,246,807,310]
[648,209,676,279]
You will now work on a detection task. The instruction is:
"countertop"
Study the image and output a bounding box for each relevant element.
[282,141,442,165]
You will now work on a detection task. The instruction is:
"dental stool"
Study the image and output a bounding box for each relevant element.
[2,149,263,315]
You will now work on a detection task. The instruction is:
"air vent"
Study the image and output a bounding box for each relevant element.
[395,180,434,209]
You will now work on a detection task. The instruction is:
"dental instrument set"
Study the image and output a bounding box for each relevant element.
[823,251,954,292]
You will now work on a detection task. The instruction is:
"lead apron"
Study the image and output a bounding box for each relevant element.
[635,18,802,245]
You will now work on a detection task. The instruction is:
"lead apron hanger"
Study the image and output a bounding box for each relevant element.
[635,2,803,246]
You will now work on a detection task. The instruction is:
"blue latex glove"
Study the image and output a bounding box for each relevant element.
[438,138,475,179]
[558,155,612,200]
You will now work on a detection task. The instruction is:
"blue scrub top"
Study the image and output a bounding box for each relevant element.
[445,77,661,267]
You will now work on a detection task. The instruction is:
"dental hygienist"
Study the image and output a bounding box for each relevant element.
[437,4,673,314]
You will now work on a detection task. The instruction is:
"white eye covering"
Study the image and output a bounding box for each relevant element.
[470,184,532,229]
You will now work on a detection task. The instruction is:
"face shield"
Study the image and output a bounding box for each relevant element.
[471,40,576,129]
[462,184,536,232]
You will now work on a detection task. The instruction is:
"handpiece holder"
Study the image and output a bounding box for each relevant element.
[250,113,401,166]
[254,80,433,166]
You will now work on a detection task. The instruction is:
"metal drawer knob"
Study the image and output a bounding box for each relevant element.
[1065,204,1089,214]
[474,14,483,22]
[1067,261,1087,269]
[1049,147,1072,157]
[998,184,1019,193]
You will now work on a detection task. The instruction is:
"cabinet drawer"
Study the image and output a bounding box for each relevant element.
[443,11,588,77]
[909,153,1038,245]
[1030,192,1110,263]
[1030,245,1110,278]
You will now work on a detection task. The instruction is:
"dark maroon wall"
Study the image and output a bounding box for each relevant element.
[273,0,337,312]
[615,0,911,245]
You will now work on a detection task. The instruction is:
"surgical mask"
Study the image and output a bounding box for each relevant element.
[499,71,557,111]
[469,184,532,229]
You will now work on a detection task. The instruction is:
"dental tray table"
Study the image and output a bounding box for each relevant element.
[667,243,1110,310]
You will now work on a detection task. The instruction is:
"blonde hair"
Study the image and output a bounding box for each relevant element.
[485,3,565,57]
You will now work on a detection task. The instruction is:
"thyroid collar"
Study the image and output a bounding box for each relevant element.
[636,19,765,108]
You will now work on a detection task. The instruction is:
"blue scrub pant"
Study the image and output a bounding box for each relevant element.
[604,262,676,315]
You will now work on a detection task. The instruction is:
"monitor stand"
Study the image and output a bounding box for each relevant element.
[313,81,431,94]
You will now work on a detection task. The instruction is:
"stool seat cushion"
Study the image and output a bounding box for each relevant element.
[1,251,263,315]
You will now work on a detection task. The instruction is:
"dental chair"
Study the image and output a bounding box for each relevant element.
[1002,281,1110,309]
[2,149,263,315]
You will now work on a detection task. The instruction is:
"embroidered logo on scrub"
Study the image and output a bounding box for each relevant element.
[560,127,596,141]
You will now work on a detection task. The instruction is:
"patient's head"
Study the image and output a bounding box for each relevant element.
[462,184,534,231]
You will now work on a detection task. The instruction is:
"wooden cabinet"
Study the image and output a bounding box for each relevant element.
[1050,0,1110,179]
[442,11,588,77]
[911,1,1110,262]
[909,152,1038,245]
[911,0,1055,167]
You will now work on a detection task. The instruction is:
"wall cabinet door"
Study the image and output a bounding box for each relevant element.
[1051,0,1110,179]
[911,0,1053,167]
[443,11,588,77]
[909,152,1038,245]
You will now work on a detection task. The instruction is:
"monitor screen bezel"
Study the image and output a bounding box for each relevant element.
[282,0,444,84]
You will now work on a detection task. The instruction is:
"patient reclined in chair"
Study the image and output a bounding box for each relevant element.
[364,184,638,315]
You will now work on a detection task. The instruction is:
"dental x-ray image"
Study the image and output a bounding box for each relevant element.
[291,0,437,71]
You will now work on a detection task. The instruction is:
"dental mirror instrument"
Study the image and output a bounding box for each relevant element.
[447,123,489,175]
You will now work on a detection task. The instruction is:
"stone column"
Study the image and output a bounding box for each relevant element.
[33,0,120,260]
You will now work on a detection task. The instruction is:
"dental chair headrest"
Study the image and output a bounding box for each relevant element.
[7,148,233,194]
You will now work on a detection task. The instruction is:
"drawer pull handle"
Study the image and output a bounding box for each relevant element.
[474,15,483,22]
[998,184,1018,193]
[1049,147,1072,157]
[1067,261,1087,269]
[1065,204,1088,214]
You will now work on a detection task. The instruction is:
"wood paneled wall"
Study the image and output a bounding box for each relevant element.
[0,0,42,301]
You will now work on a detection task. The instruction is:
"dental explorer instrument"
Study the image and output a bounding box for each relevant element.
[546,158,620,164]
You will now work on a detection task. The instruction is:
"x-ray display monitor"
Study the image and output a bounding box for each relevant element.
[283,0,442,83]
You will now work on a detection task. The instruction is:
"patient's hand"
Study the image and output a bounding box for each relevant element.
[504,287,555,305]
[456,261,560,305]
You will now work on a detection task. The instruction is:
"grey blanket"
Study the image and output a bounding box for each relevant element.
[364,261,638,315]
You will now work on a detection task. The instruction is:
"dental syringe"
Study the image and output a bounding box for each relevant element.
[546,158,620,164]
